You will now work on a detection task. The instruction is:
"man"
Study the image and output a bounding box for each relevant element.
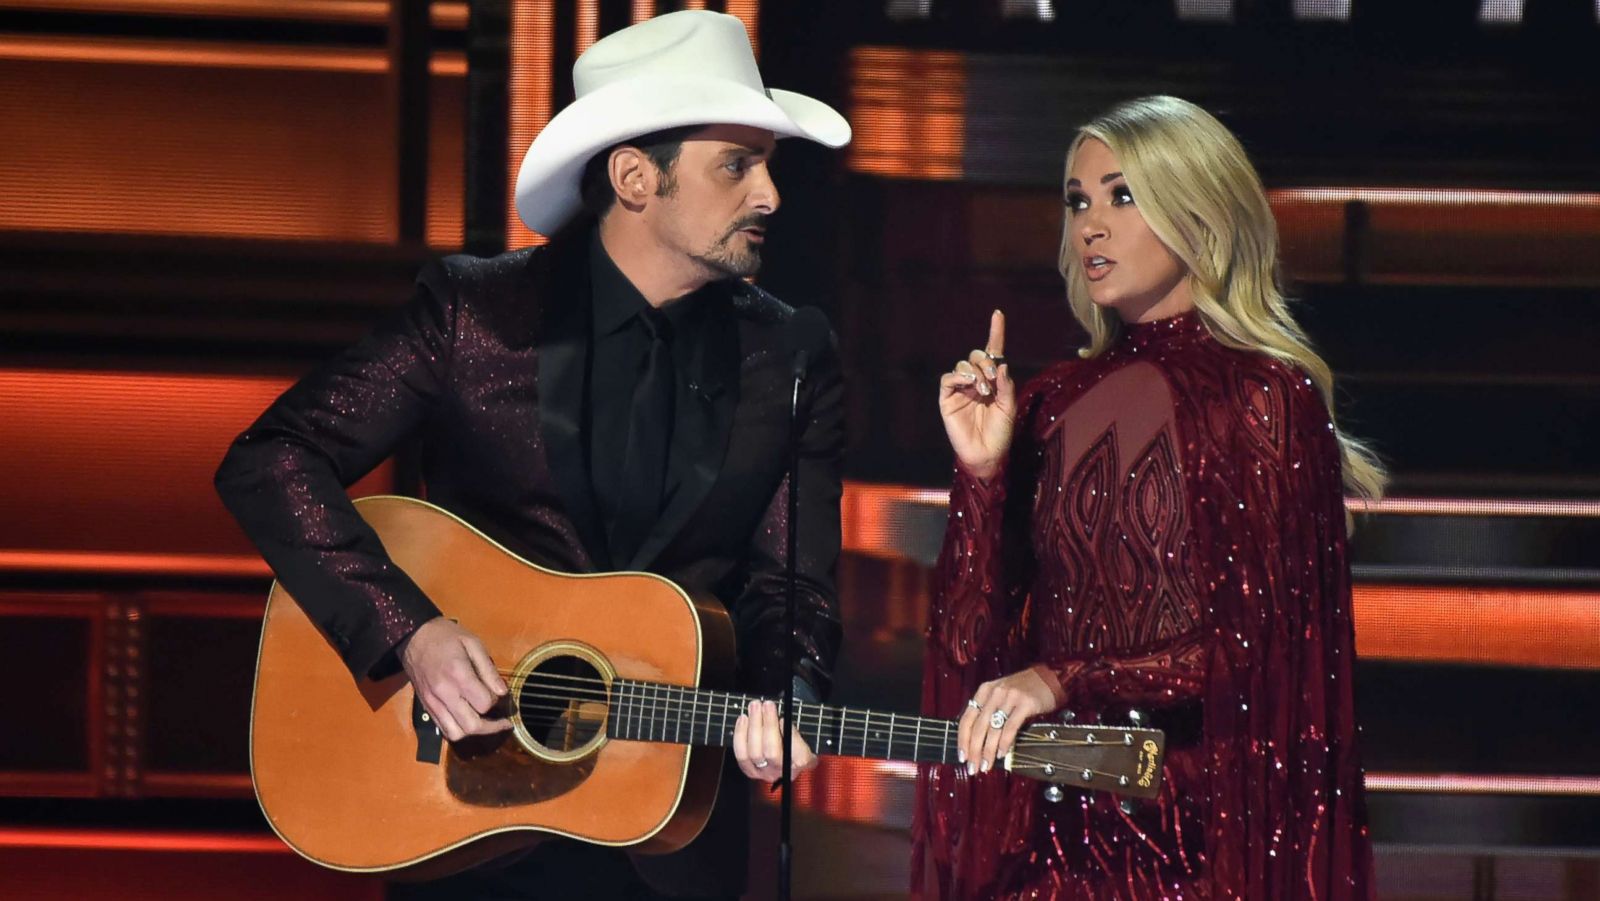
[215,11,851,899]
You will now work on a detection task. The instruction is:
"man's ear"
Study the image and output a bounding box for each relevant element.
[610,146,654,209]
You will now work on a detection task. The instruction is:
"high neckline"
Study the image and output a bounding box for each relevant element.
[1118,309,1208,351]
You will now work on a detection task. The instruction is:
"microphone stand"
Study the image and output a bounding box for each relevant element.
[778,346,807,901]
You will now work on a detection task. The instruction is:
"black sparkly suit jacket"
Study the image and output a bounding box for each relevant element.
[215,231,844,896]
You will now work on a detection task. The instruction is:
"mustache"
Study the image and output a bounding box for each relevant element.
[724,214,770,236]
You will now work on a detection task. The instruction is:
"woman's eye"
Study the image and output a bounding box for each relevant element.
[1111,185,1135,206]
[1065,193,1088,213]
[725,159,748,175]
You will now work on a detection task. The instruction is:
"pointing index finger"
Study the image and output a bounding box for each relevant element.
[986,309,1006,359]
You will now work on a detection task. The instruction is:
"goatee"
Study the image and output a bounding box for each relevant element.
[694,215,768,279]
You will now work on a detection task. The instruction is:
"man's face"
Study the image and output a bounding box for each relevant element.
[645,124,780,280]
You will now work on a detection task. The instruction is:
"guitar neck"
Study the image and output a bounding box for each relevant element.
[609,679,958,766]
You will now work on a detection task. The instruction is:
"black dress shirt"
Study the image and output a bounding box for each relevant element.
[587,234,710,568]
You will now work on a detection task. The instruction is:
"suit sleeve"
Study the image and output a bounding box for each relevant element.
[214,260,460,681]
[730,317,846,701]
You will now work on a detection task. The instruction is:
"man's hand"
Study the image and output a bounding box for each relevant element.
[732,699,817,784]
[398,617,512,741]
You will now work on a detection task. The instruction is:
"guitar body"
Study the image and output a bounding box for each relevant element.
[250,496,735,878]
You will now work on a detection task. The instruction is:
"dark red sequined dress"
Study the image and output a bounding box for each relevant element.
[913,311,1373,900]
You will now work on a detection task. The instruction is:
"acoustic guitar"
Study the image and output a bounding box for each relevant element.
[250,495,1166,878]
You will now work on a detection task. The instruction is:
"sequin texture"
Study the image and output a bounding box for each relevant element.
[913,311,1372,899]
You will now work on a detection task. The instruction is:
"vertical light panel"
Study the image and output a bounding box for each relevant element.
[632,0,654,23]
[725,0,760,56]
[1174,0,1233,21]
[1292,0,1351,21]
[884,0,933,21]
[999,0,1055,21]
[576,0,600,53]
[507,0,555,247]
[1478,0,1523,24]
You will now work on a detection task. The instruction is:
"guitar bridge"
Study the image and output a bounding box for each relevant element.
[413,692,443,764]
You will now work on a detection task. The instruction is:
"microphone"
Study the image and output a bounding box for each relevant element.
[789,306,831,382]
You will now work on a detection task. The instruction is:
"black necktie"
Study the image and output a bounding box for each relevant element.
[610,307,674,568]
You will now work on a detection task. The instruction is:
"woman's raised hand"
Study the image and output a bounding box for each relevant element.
[939,310,1016,482]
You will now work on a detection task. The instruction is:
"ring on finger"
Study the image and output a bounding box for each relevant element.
[989,709,1009,730]
[755,759,769,769]
[967,698,982,710]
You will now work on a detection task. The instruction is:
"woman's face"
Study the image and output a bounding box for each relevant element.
[1065,138,1193,324]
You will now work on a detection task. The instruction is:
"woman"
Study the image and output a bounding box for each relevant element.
[912,96,1385,899]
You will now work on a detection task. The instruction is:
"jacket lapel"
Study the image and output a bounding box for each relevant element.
[536,239,611,569]
[626,290,741,571]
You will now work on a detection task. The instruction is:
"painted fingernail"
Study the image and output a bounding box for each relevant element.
[957,749,966,763]
[966,760,976,776]
[977,382,990,396]
[981,758,990,773]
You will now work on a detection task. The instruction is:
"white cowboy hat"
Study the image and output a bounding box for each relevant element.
[513,10,852,235]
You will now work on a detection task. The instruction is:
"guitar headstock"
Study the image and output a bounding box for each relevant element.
[1004,722,1166,800]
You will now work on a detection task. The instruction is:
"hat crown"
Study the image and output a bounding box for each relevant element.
[573,11,764,98]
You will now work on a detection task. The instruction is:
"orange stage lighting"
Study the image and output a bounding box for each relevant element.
[725,0,760,57]
[1271,186,1600,286]
[0,370,394,561]
[507,0,556,248]
[0,36,465,247]
[1353,584,1600,671]
[1,1,468,28]
[0,827,287,854]
[576,0,600,54]
[848,47,965,181]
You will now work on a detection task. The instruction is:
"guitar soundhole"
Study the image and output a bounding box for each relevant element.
[518,653,609,755]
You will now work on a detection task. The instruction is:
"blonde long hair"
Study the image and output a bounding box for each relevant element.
[1058,95,1386,503]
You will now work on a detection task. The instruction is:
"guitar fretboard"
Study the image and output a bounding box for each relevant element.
[606,679,958,765]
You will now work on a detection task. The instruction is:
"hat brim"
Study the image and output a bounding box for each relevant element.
[514,74,851,235]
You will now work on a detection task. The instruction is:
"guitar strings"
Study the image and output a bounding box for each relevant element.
[507,670,1149,742]
[510,670,1131,742]
[512,672,1149,745]
[492,700,1136,782]
[509,696,1138,761]
[514,679,1143,742]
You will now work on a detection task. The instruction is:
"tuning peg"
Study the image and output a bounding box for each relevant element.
[1060,709,1076,723]
[1127,708,1145,726]
[1044,785,1065,803]
[1119,799,1139,816]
